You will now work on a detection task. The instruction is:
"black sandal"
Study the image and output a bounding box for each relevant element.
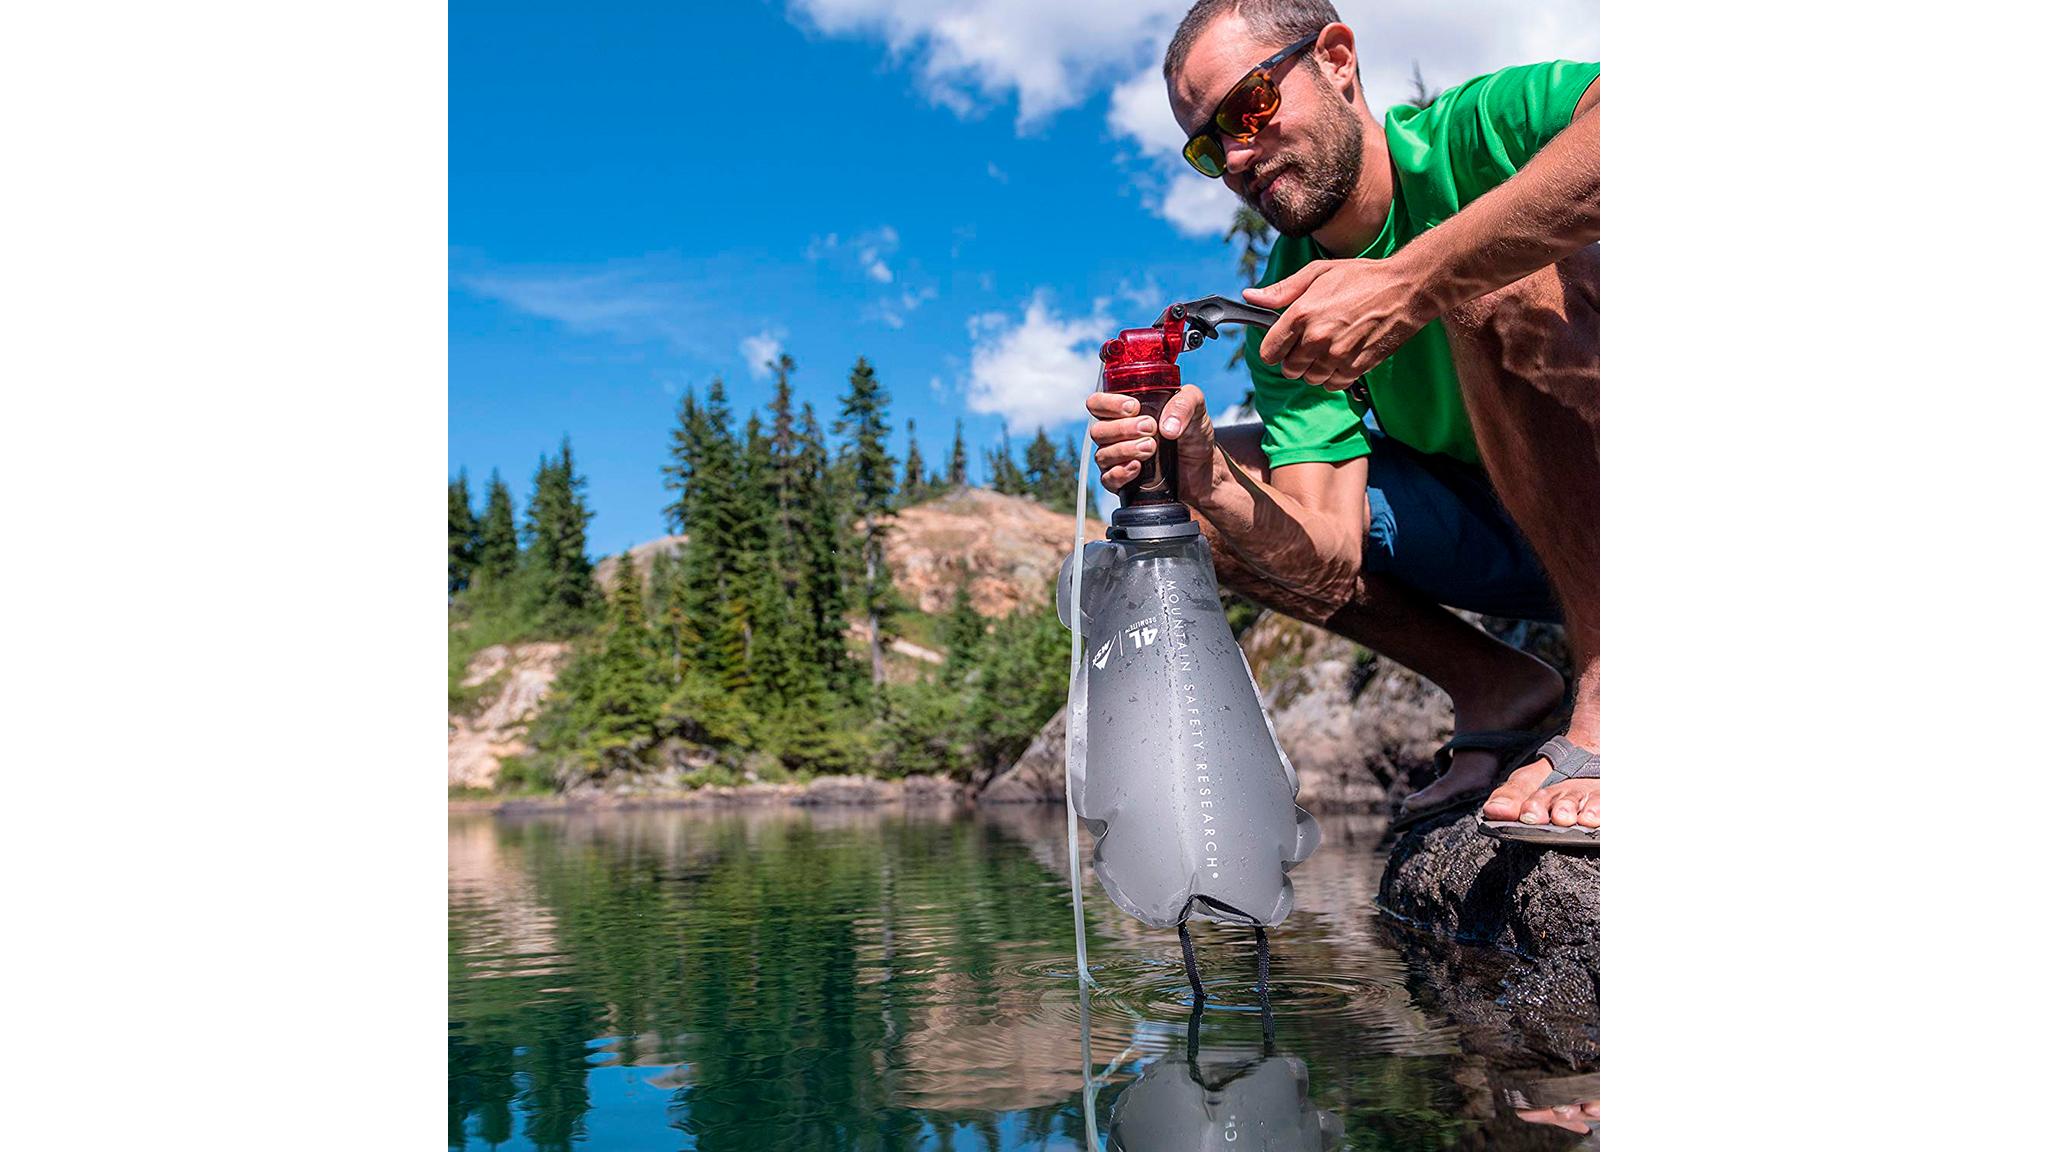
[1390,729,1547,831]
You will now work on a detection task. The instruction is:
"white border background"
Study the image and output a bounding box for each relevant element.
[5,1,2043,1146]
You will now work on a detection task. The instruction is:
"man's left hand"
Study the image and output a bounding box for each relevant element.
[1242,257,1438,389]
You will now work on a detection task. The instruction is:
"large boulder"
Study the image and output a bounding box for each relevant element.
[1246,614,1453,810]
[1377,815,1600,1067]
[978,708,1068,803]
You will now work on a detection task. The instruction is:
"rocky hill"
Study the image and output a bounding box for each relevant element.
[884,488,1105,618]
[593,534,685,591]
[450,488,1098,789]
[588,489,1102,621]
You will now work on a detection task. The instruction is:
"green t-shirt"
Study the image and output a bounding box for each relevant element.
[1247,60,1599,468]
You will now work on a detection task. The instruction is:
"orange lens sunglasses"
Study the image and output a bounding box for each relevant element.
[1181,31,1321,178]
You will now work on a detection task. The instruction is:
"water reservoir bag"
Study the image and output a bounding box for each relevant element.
[1057,524,1319,929]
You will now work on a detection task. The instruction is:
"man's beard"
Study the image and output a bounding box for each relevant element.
[1246,72,1362,238]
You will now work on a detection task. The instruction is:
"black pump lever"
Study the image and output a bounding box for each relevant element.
[1162,295,1282,351]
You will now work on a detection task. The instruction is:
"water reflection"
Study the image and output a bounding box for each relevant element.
[1096,991,1340,1151]
[448,804,1594,1151]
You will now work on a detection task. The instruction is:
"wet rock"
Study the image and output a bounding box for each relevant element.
[1378,815,1599,1068]
[900,774,964,804]
[978,709,1068,803]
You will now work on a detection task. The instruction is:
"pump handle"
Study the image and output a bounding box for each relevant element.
[1164,296,1282,350]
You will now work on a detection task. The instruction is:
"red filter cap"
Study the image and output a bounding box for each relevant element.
[1098,316,1189,393]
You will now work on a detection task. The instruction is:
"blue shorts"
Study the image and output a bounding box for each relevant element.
[1362,426,1563,624]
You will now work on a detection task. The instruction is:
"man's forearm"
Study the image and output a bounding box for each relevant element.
[1184,456,1361,620]
[1404,103,1600,314]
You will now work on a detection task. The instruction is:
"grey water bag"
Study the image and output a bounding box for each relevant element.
[1108,1047,1341,1152]
[1057,505,1320,931]
[1058,296,1317,1001]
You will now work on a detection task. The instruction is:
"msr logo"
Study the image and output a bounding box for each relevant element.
[1092,639,1113,669]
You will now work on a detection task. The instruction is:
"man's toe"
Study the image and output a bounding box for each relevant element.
[1518,791,1552,825]
[1483,760,1548,819]
[1550,796,1579,827]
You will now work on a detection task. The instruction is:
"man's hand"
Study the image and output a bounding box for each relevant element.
[1241,256,1440,389]
[1085,384,1225,505]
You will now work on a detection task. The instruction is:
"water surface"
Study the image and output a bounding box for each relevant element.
[449,803,1595,1150]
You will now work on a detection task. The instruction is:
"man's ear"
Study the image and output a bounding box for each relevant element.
[1313,23,1359,99]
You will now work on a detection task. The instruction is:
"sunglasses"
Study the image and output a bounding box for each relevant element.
[1181,31,1322,178]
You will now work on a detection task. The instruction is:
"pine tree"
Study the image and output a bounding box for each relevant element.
[519,438,599,635]
[985,427,1028,496]
[645,546,683,681]
[1023,426,1060,507]
[735,412,802,704]
[949,419,969,488]
[797,402,853,695]
[766,354,803,542]
[835,357,898,689]
[663,382,743,679]
[448,469,479,597]
[939,559,984,686]
[900,418,926,506]
[583,550,663,769]
[1055,435,1082,510]
[473,469,519,604]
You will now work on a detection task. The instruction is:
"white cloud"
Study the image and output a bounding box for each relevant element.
[859,225,900,282]
[789,0,1184,129]
[458,261,702,348]
[1098,0,1598,231]
[1108,64,1186,157]
[1159,173,1241,237]
[787,0,1595,229]
[875,284,938,329]
[1115,275,1163,314]
[741,330,787,378]
[963,293,1108,430]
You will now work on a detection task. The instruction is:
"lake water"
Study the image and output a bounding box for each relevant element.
[449,804,1598,1150]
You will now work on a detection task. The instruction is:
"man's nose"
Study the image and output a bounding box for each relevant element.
[1222,136,1258,176]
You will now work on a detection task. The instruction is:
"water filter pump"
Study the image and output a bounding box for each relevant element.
[1059,296,1320,998]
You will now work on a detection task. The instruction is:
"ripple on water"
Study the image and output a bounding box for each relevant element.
[1004,932,1406,1038]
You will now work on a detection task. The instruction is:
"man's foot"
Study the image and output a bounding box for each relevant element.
[1399,659,1565,818]
[1516,1098,1599,1135]
[1482,726,1600,829]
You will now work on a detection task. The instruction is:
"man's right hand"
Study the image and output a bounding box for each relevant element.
[1085,384,1220,503]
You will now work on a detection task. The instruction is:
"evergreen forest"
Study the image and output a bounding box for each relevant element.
[449,355,1090,793]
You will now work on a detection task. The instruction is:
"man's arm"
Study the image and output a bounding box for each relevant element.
[1404,76,1599,315]
[1087,386,1365,619]
[1244,76,1600,388]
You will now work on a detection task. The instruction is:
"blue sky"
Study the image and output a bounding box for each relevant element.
[451,0,1597,558]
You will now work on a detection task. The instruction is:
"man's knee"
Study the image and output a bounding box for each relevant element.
[1443,246,1599,418]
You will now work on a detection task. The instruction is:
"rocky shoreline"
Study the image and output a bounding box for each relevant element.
[449,772,969,815]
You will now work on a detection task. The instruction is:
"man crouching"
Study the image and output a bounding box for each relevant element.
[1089,0,1601,846]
